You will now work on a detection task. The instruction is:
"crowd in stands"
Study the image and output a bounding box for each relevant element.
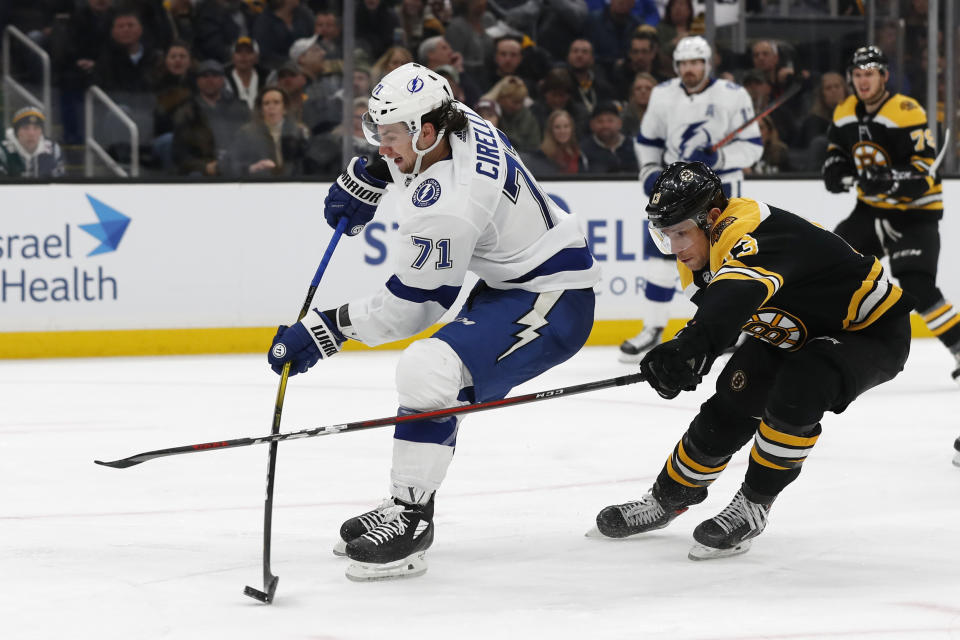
[0,0,949,179]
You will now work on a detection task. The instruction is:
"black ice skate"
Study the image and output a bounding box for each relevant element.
[618,326,664,364]
[344,498,434,582]
[688,488,771,560]
[587,490,689,539]
[953,436,960,467]
[333,498,400,556]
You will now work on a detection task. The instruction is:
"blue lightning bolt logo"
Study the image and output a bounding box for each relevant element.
[497,291,563,362]
[678,120,710,159]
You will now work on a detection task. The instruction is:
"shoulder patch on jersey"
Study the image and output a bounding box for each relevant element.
[711,216,737,245]
[412,178,442,208]
[900,99,917,111]
[877,94,927,127]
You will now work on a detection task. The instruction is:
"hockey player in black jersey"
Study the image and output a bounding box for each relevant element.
[589,161,912,559]
[823,46,960,384]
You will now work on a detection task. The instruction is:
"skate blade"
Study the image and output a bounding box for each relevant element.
[687,539,752,561]
[584,526,609,538]
[345,551,428,582]
[332,539,347,557]
[617,352,644,365]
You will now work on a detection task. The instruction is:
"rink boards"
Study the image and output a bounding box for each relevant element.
[0,179,955,358]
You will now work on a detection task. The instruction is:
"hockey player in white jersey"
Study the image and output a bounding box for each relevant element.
[619,36,762,364]
[267,63,600,581]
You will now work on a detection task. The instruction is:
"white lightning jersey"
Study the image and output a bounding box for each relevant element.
[342,104,600,347]
[636,78,763,190]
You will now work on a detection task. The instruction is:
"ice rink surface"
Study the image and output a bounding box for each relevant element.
[3,340,959,640]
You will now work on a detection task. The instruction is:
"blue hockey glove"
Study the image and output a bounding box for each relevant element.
[643,170,662,196]
[686,146,720,169]
[323,156,388,237]
[638,324,713,399]
[267,308,344,376]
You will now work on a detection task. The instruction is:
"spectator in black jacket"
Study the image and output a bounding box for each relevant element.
[93,10,163,94]
[58,0,116,142]
[356,0,399,61]
[226,87,307,176]
[252,0,315,69]
[171,59,250,175]
[580,101,638,174]
[564,38,617,117]
[586,0,644,65]
[193,0,255,62]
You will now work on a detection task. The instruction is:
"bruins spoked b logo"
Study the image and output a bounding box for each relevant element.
[851,141,890,172]
[741,308,807,350]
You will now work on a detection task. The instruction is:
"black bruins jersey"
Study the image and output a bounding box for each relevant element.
[678,198,905,352]
[826,93,942,215]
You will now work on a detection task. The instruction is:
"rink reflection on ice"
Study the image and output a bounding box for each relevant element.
[3,342,959,639]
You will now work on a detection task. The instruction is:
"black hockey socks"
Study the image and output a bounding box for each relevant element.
[744,416,821,497]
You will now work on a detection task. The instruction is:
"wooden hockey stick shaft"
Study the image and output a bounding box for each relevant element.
[94,372,645,469]
[708,82,803,153]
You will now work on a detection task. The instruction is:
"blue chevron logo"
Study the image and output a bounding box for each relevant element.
[79,194,131,256]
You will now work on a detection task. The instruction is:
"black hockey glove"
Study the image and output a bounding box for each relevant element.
[638,323,714,400]
[822,155,855,193]
[858,164,898,196]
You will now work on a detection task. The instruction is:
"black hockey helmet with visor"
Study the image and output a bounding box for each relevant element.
[646,161,724,255]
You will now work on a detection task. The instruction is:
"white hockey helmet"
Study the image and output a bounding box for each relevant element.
[673,35,713,78]
[362,62,455,173]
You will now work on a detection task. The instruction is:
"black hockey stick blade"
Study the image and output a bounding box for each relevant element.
[94,373,645,468]
[243,575,278,604]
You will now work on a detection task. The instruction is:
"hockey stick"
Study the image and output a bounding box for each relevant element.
[95,372,644,469]
[708,81,803,153]
[241,216,349,605]
[840,128,951,189]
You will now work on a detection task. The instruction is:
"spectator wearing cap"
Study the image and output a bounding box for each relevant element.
[522,109,587,177]
[171,59,250,175]
[225,86,307,176]
[612,30,668,100]
[252,0,315,70]
[226,37,269,110]
[482,75,540,153]
[194,0,257,62]
[580,101,637,174]
[273,61,310,133]
[0,107,65,178]
[530,68,590,139]
[564,38,617,118]
[474,98,501,128]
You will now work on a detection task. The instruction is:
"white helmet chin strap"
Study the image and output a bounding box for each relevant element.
[409,127,447,177]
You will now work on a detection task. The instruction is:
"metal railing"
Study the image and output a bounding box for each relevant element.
[85,86,139,177]
[2,25,52,135]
